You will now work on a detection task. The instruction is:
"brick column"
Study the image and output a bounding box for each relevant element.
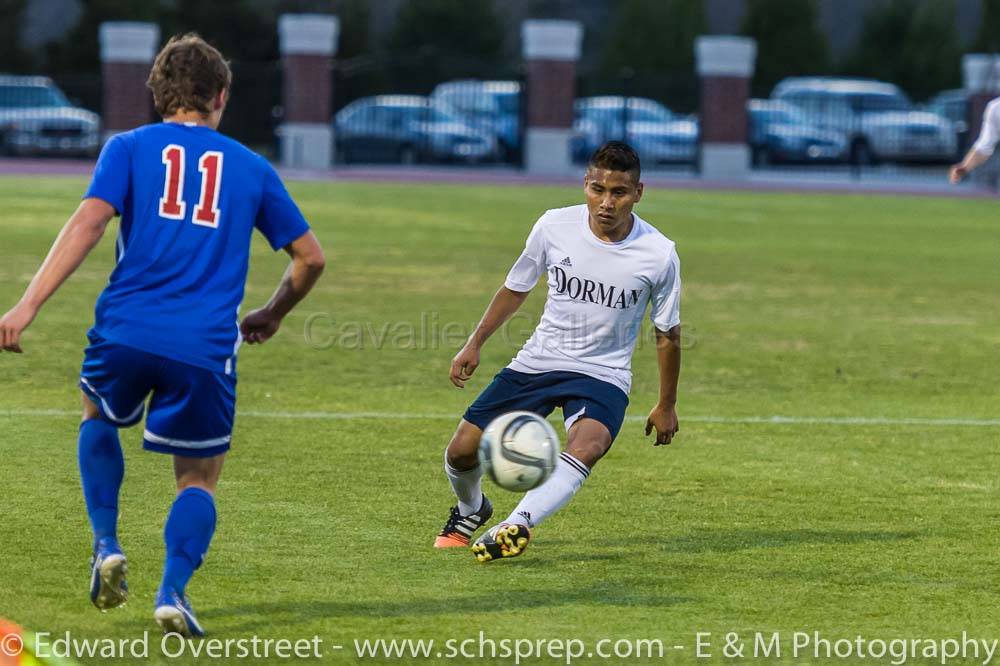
[695,36,756,180]
[522,20,582,175]
[99,22,159,141]
[279,14,338,169]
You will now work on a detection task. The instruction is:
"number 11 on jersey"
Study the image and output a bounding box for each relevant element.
[159,144,224,228]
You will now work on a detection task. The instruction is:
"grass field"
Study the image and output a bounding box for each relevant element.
[2,175,1000,665]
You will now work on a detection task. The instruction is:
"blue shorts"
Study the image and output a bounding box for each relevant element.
[80,332,236,458]
[464,369,629,440]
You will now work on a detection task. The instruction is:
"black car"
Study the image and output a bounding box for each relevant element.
[748,99,848,165]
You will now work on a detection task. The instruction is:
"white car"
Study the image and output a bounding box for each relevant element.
[0,75,100,157]
[772,78,956,164]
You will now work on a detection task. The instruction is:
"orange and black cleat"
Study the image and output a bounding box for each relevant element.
[434,496,493,548]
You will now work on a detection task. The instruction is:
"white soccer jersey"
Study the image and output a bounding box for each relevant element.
[504,204,681,394]
[973,97,1000,156]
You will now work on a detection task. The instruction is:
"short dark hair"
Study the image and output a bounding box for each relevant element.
[588,141,641,182]
[147,33,231,118]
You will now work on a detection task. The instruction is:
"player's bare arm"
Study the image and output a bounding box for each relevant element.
[240,230,326,345]
[645,324,681,446]
[949,148,990,184]
[450,286,529,388]
[0,198,115,353]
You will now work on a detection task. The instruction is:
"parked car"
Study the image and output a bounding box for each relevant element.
[334,95,497,164]
[771,77,956,164]
[431,80,521,161]
[747,99,848,165]
[926,88,969,157]
[573,96,698,164]
[0,75,100,157]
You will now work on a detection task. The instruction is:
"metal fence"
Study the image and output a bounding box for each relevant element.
[0,60,976,189]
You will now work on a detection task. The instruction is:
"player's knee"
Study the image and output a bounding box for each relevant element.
[566,422,612,468]
[174,454,224,495]
[566,440,607,469]
[445,444,479,471]
[446,421,482,471]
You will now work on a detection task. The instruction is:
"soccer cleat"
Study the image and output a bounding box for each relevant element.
[154,589,205,638]
[434,495,493,548]
[89,538,128,610]
[471,523,532,562]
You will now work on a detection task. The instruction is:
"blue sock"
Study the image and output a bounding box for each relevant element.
[160,487,217,599]
[78,419,124,550]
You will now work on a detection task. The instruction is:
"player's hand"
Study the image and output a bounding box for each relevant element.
[450,344,480,388]
[0,302,37,353]
[240,308,282,345]
[645,403,679,446]
[949,164,968,184]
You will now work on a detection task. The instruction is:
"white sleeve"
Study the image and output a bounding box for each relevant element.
[650,248,681,331]
[504,218,547,292]
[973,99,1000,156]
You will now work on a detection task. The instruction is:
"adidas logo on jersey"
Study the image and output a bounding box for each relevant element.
[559,257,573,267]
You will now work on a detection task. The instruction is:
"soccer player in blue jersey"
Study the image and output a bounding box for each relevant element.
[0,34,325,636]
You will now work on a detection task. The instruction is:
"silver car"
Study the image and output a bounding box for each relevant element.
[0,75,101,157]
[772,78,956,164]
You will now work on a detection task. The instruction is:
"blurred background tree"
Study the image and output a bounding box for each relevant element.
[842,0,961,100]
[597,0,705,112]
[741,0,829,97]
[382,0,507,94]
[973,0,1000,52]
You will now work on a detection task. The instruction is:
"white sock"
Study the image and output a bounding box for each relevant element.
[505,452,590,528]
[444,451,483,516]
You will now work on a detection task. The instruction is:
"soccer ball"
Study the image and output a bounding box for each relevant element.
[479,411,560,492]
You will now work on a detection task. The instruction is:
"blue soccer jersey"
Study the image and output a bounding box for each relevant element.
[84,122,310,375]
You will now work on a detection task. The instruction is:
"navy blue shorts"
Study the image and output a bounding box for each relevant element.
[464,369,629,440]
[80,332,236,458]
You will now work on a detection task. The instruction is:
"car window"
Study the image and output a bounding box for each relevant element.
[341,104,374,128]
[777,106,808,124]
[850,93,910,112]
[440,90,495,114]
[629,106,672,123]
[0,84,69,108]
[825,97,851,116]
[579,107,622,124]
[429,106,464,123]
[784,92,823,115]
[496,93,518,115]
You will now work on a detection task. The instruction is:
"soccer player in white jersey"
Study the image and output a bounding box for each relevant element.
[433,142,682,561]
[950,97,1000,182]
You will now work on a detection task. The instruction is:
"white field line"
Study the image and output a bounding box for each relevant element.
[1,409,1000,427]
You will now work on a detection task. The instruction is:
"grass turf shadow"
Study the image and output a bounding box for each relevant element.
[196,587,696,632]
[630,528,919,554]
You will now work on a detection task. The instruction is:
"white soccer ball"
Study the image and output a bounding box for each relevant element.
[479,411,560,492]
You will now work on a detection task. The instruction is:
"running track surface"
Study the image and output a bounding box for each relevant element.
[0,157,991,199]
